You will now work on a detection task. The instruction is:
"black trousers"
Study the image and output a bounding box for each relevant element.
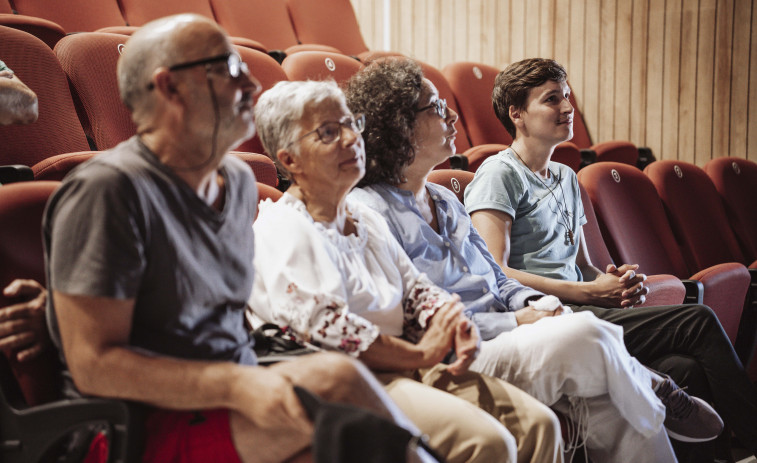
[572,304,757,461]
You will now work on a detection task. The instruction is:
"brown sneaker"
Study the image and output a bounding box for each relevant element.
[656,375,724,442]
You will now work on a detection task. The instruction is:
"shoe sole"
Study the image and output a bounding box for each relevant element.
[664,397,724,443]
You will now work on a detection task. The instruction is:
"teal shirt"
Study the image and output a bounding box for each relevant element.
[0,60,10,73]
[464,148,587,282]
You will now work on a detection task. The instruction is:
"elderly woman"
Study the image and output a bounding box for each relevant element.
[248,80,564,463]
[343,58,716,463]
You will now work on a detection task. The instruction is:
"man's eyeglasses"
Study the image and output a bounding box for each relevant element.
[290,114,366,147]
[147,53,249,90]
[416,98,448,119]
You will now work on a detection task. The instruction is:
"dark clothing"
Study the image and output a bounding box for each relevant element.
[574,304,757,458]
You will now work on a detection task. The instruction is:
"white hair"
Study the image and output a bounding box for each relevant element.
[254,80,345,176]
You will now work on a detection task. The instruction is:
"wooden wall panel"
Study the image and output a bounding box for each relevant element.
[350,0,757,164]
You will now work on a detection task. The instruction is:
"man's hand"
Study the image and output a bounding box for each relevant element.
[605,264,648,307]
[447,318,480,376]
[416,295,462,367]
[0,279,49,362]
[586,264,648,307]
[233,367,313,434]
[514,305,564,325]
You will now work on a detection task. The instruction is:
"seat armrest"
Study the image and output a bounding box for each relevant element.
[579,149,596,169]
[449,155,468,171]
[0,165,33,184]
[636,147,656,170]
[681,279,704,304]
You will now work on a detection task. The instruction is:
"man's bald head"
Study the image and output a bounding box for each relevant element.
[117,14,229,119]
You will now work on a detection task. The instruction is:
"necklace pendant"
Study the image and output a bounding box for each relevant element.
[568,229,575,246]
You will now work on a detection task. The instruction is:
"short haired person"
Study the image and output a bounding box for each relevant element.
[345,57,720,463]
[465,57,757,461]
[44,15,433,462]
[249,79,563,463]
[0,58,38,125]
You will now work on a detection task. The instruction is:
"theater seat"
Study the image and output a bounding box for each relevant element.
[0,26,89,167]
[12,0,126,32]
[118,0,214,26]
[0,13,65,49]
[645,160,757,366]
[704,157,757,263]
[578,183,685,307]
[31,151,98,181]
[230,153,278,188]
[210,0,343,58]
[281,51,363,85]
[591,140,639,166]
[54,32,135,150]
[0,181,142,462]
[578,162,750,344]
[286,0,389,61]
[427,169,474,204]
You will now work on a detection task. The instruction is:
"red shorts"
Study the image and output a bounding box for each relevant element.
[142,409,242,463]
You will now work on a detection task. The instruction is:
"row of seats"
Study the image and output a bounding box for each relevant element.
[0,24,649,185]
[0,0,383,60]
[429,158,757,383]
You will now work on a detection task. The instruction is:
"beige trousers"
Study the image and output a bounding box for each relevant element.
[378,364,563,463]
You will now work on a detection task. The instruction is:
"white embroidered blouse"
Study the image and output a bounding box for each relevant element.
[247,193,451,356]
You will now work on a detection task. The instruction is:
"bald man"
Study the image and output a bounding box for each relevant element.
[43,15,430,463]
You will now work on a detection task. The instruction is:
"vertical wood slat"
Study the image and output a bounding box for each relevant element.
[350,0,756,165]
[678,0,699,164]
[583,0,601,142]
[614,0,633,142]
[598,0,617,142]
[730,0,751,158]
[712,0,734,159]
[662,0,682,161]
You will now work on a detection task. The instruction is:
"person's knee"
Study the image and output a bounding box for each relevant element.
[299,352,374,400]
[464,415,518,463]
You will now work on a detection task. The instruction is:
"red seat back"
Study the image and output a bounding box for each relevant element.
[644,160,749,271]
[230,152,277,188]
[0,27,89,167]
[32,151,98,181]
[577,162,690,278]
[119,0,214,26]
[281,51,363,85]
[286,0,369,57]
[592,140,638,166]
[13,0,125,32]
[443,62,512,147]
[0,14,65,49]
[704,157,757,262]
[54,32,135,150]
[552,142,581,173]
[427,169,474,204]
[0,181,63,406]
[210,0,299,51]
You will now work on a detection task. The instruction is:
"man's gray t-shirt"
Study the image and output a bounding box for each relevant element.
[44,136,258,391]
[464,148,587,281]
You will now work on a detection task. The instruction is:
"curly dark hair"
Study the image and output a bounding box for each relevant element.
[492,58,567,138]
[344,58,423,187]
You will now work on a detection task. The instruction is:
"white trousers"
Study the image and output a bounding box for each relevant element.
[470,311,677,463]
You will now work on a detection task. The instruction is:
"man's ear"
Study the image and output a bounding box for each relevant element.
[508,105,521,124]
[150,68,180,102]
[277,148,301,176]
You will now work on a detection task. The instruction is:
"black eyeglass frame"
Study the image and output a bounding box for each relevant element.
[415,98,448,119]
[147,53,248,90]
[287,113,366,148]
